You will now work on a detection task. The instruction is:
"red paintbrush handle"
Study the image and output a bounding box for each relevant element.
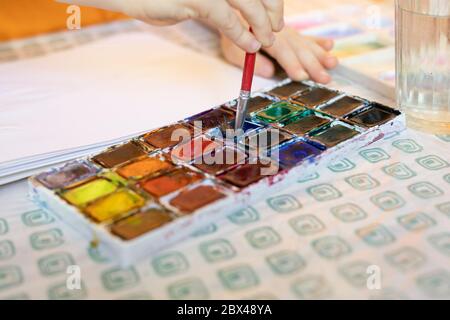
[241,27,257,92]
[241,52,256,92]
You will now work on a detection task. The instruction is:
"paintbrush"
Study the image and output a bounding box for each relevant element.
[235,29,257,134]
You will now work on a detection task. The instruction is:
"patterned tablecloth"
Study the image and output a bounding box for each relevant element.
[1,128,449,299]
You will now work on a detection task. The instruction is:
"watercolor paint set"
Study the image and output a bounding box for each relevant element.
[332,33,393,59]
[337,47,396,98]
[300,20,394,60]
[286,3,396,99]
[29,79,403,265]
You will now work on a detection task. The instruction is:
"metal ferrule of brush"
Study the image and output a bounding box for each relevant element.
[235,90,251,132]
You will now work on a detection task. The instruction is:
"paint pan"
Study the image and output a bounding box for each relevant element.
[169,185,226,213]
[320,96,366,117]
[244,96,275,115]
[291,87,340,108]
[208,120,262,141]
[255,101,304,123]
[242,129,292,158]
[278,140,324,169]
[84,188,146,223]
[346,103,400,128]
[111,209,173,240]
[268,81,310,99]
[309,122,360,148]
[143,124,193,149]
[61,178,118,207]
[170,136,222,163]
[225,120,262,135]
[194,147,247,176]
[116,155,174,180]
[219,161,278,189]
[92,141,148,169]
[139,168,203,198]
[187,107,235,131]
[35,161,97,190]
[281,110,332,135]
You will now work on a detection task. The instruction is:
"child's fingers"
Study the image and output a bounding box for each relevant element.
[261,0,285,32]
[254,53,276,78]
[221,37,275,78]
[304,36,335,51]
[265,39,309,81]
[315,38,334,51]
[196,0,261,53]
[293,42,331,84]
[227,0,275,48]
[303,39,339,70]
[219,25,336,83]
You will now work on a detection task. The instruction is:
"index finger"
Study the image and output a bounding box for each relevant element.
[261,0,284,32]
[193,0,262,53]
[228,0,275,48]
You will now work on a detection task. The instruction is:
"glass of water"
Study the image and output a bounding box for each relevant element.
[396,0,450,134]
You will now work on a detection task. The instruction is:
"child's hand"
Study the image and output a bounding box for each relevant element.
[60,0,284,53]
[221,26,338,84]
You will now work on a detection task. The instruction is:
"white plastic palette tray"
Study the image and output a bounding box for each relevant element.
[29,79,404,265]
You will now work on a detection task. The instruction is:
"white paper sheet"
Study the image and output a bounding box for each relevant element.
[0,32,274,181]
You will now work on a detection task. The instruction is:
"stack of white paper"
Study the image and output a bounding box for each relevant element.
[0,32,274,185]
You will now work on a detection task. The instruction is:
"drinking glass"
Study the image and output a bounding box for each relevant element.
[396,0,450,134]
